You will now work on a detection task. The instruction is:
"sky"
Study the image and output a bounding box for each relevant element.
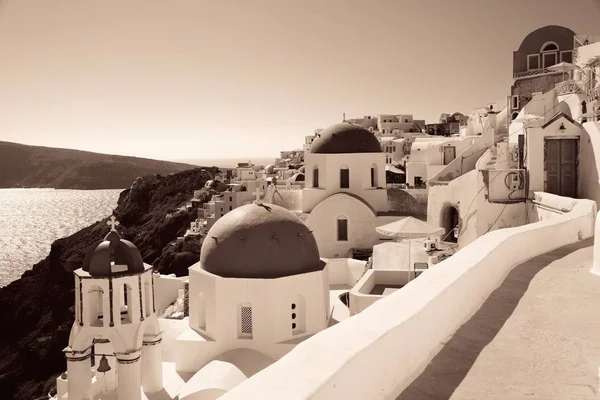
[0,0,599,162]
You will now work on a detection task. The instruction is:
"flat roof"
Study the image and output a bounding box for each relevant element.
[369,284,404,295]
[397,238,600,400]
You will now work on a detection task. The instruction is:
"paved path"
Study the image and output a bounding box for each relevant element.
[397,239,600,400]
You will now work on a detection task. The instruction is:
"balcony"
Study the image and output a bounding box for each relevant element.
[555,79,584,95]
[513,67,556,80]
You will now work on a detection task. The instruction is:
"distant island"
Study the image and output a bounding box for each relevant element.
[0,141,196,189]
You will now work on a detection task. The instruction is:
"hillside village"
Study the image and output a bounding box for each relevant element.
[51,25,600,400]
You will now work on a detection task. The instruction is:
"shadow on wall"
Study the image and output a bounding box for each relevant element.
[580,123,600,205]
[396,239,592,400]
[265,186,303,211]
[388,188,428,217]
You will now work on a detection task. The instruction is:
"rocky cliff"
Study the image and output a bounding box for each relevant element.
[0,167,218,399]
[0,141,196,189]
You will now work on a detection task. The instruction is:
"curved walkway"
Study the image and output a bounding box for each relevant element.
[397,238,600,400]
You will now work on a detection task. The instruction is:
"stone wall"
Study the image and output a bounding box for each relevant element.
[511,74,564,100]
[387,187,428,217]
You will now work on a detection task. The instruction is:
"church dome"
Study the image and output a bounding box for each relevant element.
[82,228,145,278]
[200,202,322,279]
[310,122,382,154]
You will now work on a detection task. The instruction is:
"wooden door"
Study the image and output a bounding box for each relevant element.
[545,139,578,198]
[443,146,456,165]
[560,139,578,198]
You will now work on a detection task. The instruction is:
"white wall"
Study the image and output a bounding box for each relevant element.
[154,275,186,316]
[526,116,582,194]
[372,241,430,270]
[303,152,388,212]
[427,170,480,247]
[305,193,378,258]
[580,122,600,205]
[219,194,596,400]
[349,269,415,316]
[188,266,329,345]
[325,258,367,287]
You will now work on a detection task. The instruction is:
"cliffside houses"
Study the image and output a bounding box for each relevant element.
[53,25,600,400]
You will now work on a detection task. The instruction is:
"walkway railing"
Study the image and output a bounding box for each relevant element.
[555,79,584,95]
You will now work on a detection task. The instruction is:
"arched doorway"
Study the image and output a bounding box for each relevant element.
[441,205,460,243]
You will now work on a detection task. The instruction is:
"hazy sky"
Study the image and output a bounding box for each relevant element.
[1,0,599,161]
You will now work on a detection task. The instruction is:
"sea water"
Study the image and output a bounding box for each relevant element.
[0,188,122,287]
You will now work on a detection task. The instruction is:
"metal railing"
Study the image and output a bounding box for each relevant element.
[513,68,556,79]
[555,79,584,95]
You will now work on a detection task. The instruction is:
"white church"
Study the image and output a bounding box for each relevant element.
[300,122,409,258]
[54,201,362,400]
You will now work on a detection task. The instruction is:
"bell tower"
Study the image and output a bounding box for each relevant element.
[57,216,163,400]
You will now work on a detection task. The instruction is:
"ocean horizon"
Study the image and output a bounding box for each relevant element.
[172,157,277,169]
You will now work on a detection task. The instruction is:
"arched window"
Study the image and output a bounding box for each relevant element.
[370,164,378,187]
[312,166,319,188]
[441,205,460,243]
[121,283,133,324]
[144,282,152,318]
[541,42,559,52]
[340,165,349,189]
[540,42,559,68]
[337,216,348,241]
[88,285,105,327]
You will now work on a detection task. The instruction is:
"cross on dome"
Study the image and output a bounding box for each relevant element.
[107,215,120,232]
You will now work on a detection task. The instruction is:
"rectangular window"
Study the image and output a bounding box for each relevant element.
[527,54,540,70]
[313,168,319,188]
[370,168,375,187]
[511,95,520,110]
[239,305,253,337]
[229,206,232,211]
[337,219,348,241]
[560,50,573,64]
[543,52,557,68]
[340,168,350,188]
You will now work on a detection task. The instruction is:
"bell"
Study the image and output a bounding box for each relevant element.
[97,355,111,373]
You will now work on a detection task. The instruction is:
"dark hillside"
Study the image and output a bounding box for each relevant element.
[0,167,218,399]
[0,141,196,189]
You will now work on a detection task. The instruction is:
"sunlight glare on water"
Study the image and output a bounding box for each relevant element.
[0,188,122,287]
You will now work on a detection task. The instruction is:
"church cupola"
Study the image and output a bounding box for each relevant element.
[60,216,163,400]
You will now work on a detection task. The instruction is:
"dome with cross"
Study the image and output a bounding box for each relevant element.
[82,216,145,277]
[200,202,323,279]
